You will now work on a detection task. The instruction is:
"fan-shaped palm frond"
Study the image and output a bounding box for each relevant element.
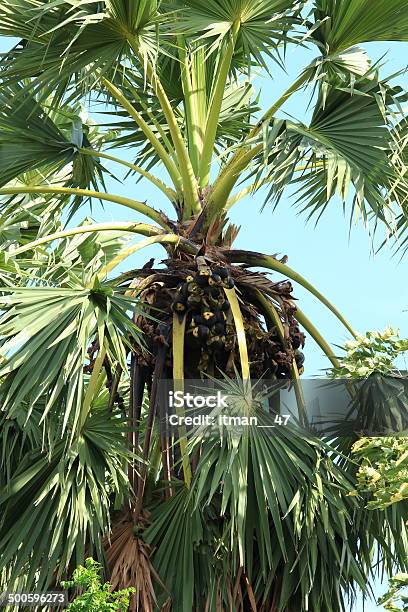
[312,0,408,54]
[0,83,106,192]
[145,379,408,611]
[0,272,144,431]
[0,402,132,593]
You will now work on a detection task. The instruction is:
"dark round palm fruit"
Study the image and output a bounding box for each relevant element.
[291,326,305,349]
[204,286,221,298]
[214,322,225,335]
[196,271,210,287]
[193,325,210,341]
[295,350,305,367]
[291,336,301,349]
[214,266,229,279]
[157,322,170,336]
[225,277,235,289]
[187,295,202,308]
[208,297,223,310]
[177,283,189,299]
[208,273,222,286]
[220,300,230,312]
[199,325,210,340]
[172,300,186,313]
[191,315,204,326]
[187,282,200,294]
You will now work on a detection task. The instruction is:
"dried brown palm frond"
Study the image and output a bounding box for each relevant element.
[104,512,163,612]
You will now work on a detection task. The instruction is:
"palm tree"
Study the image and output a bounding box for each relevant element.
[0,1,408,610]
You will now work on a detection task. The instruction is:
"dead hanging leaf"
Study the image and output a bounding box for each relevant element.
[104,513,163,612]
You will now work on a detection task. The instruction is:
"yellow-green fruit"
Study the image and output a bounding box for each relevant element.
[202,311,215,322]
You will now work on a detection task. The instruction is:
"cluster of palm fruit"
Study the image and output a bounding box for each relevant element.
[124,253,305,380]
[172,265,234,355]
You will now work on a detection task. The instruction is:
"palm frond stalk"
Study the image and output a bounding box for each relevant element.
[1,1,408,610]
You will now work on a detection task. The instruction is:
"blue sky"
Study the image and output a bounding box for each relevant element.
[1,32,407,612]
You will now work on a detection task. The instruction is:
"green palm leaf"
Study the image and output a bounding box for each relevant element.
[312,0,408,54]
[0,1,165,102]
[260,77,407,224]
[0,82,106,190]
[0,276,143,431]
[145,378,403,611]
[172,0,306,66]
[0,404,131,593]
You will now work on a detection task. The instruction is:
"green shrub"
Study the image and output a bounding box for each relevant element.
[62,558,135,611]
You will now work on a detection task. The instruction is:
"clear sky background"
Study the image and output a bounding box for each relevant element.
[1,30,407,612]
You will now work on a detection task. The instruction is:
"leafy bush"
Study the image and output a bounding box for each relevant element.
[331,331,408,610]
[330,328,408,378]
[377,573,408,612]
[62,558,135,612]
[352,437,408,508]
